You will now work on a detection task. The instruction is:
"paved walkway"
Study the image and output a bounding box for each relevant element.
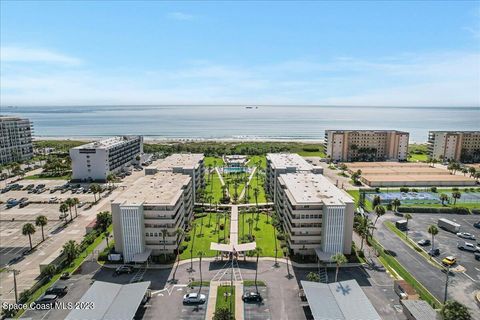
[230,205,239,246]
[238,166,257,201]
[214,167,230,198]
[205,281,244,320]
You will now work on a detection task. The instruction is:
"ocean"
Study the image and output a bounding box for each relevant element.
[1,105,479,142]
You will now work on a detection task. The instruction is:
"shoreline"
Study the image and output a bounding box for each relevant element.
[32,136,426,144]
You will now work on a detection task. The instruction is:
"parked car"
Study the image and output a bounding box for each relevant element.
[473,221,480,229]
[78,202,86,208]
[49,197,58,203]
[457,232,476,240]
[457,241,478,252]
[428,248,440,256]
[475,252,480,261]
[417,239,431,246]
[6,200,19,209]
[115,265,134,275]
[19,201,30,208]
[18,197,28,203]
[60,272,71,280]
[242,291,263,302]
[442,256,457,266]
[34,294,58,306]
[46,285,68,296]
[183,293,206,304]
[36,188,46,194]
[24,184,34,190]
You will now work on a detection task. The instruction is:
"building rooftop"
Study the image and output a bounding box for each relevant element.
[73,136,141,150]
[115,171,191,205]
[401,300,437,320]
[429,130,480,134]
[0,116,31,121]
[279,173,353,206]
[157,153,204,170]
[325,129,409,134]
[267,153,313,171]
[301,280,381,320]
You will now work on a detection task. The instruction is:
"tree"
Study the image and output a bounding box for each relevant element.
[190,222,197,270]
[22,223,36,250]
[161,229,168,262]
[104,231,110,248]
[392,198,401,212]
[306,272,320,282]
[106,173,116,188]
[254,247,262,293]
[452,191,461,205]
[427,225,438,259]
[90,183,101,202]
[404,213,412,239]
[331,253,347,282]
[468,166,476,178]
[42,264,57,278]
[62,240,79,264]
[440,193,449,206]
[253,187,260,209]
[246,218,254,239]
[59,202,69,224]
[65,198,74,221]
[371,205,386,238]
[283,247,291,278]
[441,300,471,320]
[372,195,381,208]
[171,228,184,283]
[35,215,48,242]
[95,211,112,231]
[197,251,205,295]
[72,197,80,218]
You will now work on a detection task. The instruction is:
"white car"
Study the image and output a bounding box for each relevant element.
[183,293,206,304]
[456,232,476,240]
[457,242,479,252]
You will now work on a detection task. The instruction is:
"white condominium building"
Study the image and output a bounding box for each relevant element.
[112,171,193,263]
[428,131,480,163]
[70,136,143,182]
[325,130,409,162]
[0,116,34,165]
[147,153,205,203]
[276,173,354,257]
[266,153,323,202]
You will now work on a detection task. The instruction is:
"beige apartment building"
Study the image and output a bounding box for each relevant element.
[112,171,193,263]
[428,131,480,163]
[324,130,409,162]
[0,116,34,165]
[146,153,205,204]
[266,153,323,202]
[275,172,354,257]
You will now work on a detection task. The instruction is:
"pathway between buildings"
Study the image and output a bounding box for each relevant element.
[238,166,257,201]
[215,167,230,198]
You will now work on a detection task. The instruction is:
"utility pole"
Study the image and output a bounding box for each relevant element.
[444,266,450,304]
[9,269,20,304]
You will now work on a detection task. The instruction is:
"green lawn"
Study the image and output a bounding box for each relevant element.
[204,156,224,167]
[24,173,71,180]
[204,171,224,203]
[246,173,267,204]
[215,285,235,314]
[408,153,428,162]
[223,172,248,203]
[297,150,326,157]
[179,213,230,260]
[247,155,266,169]
[238,213,283,258]
[401,202,480,209]
[346,190,373,210]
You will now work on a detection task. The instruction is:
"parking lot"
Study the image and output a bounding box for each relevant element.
[402,213,480,281]
[243,285,270,320]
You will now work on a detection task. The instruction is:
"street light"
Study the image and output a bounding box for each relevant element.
[8,269,20,304]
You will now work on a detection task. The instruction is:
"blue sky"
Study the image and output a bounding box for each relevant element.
[1,1,479,106]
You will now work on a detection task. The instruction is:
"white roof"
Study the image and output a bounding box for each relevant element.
[301,280,381,320]
[210,242,256,252]
[267,153,313,171]
[74,136,141,150]
[65,281,150,320]
[157,153,204,170]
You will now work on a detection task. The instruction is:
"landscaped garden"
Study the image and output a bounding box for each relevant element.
[215,285,235,320]
[179,213,231,260]
[245,172,267,204]
[238,212,284,258]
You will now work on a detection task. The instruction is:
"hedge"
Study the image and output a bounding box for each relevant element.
[398,206,471,215]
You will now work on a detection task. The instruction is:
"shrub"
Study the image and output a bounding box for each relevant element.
[400,187,409,193]
[19,289,31,303]
[398,206,470,215]
[178,244,188,253]
[412,188,419,193]
[219,224,225,230]
[430,187,437,193]
[184,235,191,242]
[276,234,285,241]
[302,147,319,152]
[375,187,381,193]
[386,203,393,210]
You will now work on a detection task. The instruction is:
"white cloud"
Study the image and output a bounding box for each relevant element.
[0,46,82,65]
[167,12,194,21]
[0,47,479,106]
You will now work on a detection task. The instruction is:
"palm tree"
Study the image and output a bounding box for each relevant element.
[59,203,69,224]
[72,197,80,218]
[104,231,110,248]
[197,251,205,295]
[65,198,74,221]
[161,229,168,262]
[331,253,347,282]
[440,193,449,206]
[306,272,320,282]
[272,215,279,265]
[392,198,401,212]
[189,222,197,270]
[90,183,100,202]
[283,247,291,278]
[371,205,386,238]
[35,215,48,242]
[428,225,439,259]
[404,213,412,239]
[171,228,184,283]
[22,223,36,250]
[253,187,260,209]
[106,173,115,188]
[246,218,254,239]
[452,191,461,205]
[253,247,263,293]
[62,240,79,264]
[441,300,471,320]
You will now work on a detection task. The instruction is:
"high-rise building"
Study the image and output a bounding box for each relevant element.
[324,130,409,162]
[266,153,323,203]
[0,116,34,165]
[428,131,480,163]
[112,171,193,263]
[276,172,354,257]
[70,136,143,182]
[147,153,205,204]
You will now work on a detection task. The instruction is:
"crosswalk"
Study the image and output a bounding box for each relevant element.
[130,266,147,283]
[211,258,243,282]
